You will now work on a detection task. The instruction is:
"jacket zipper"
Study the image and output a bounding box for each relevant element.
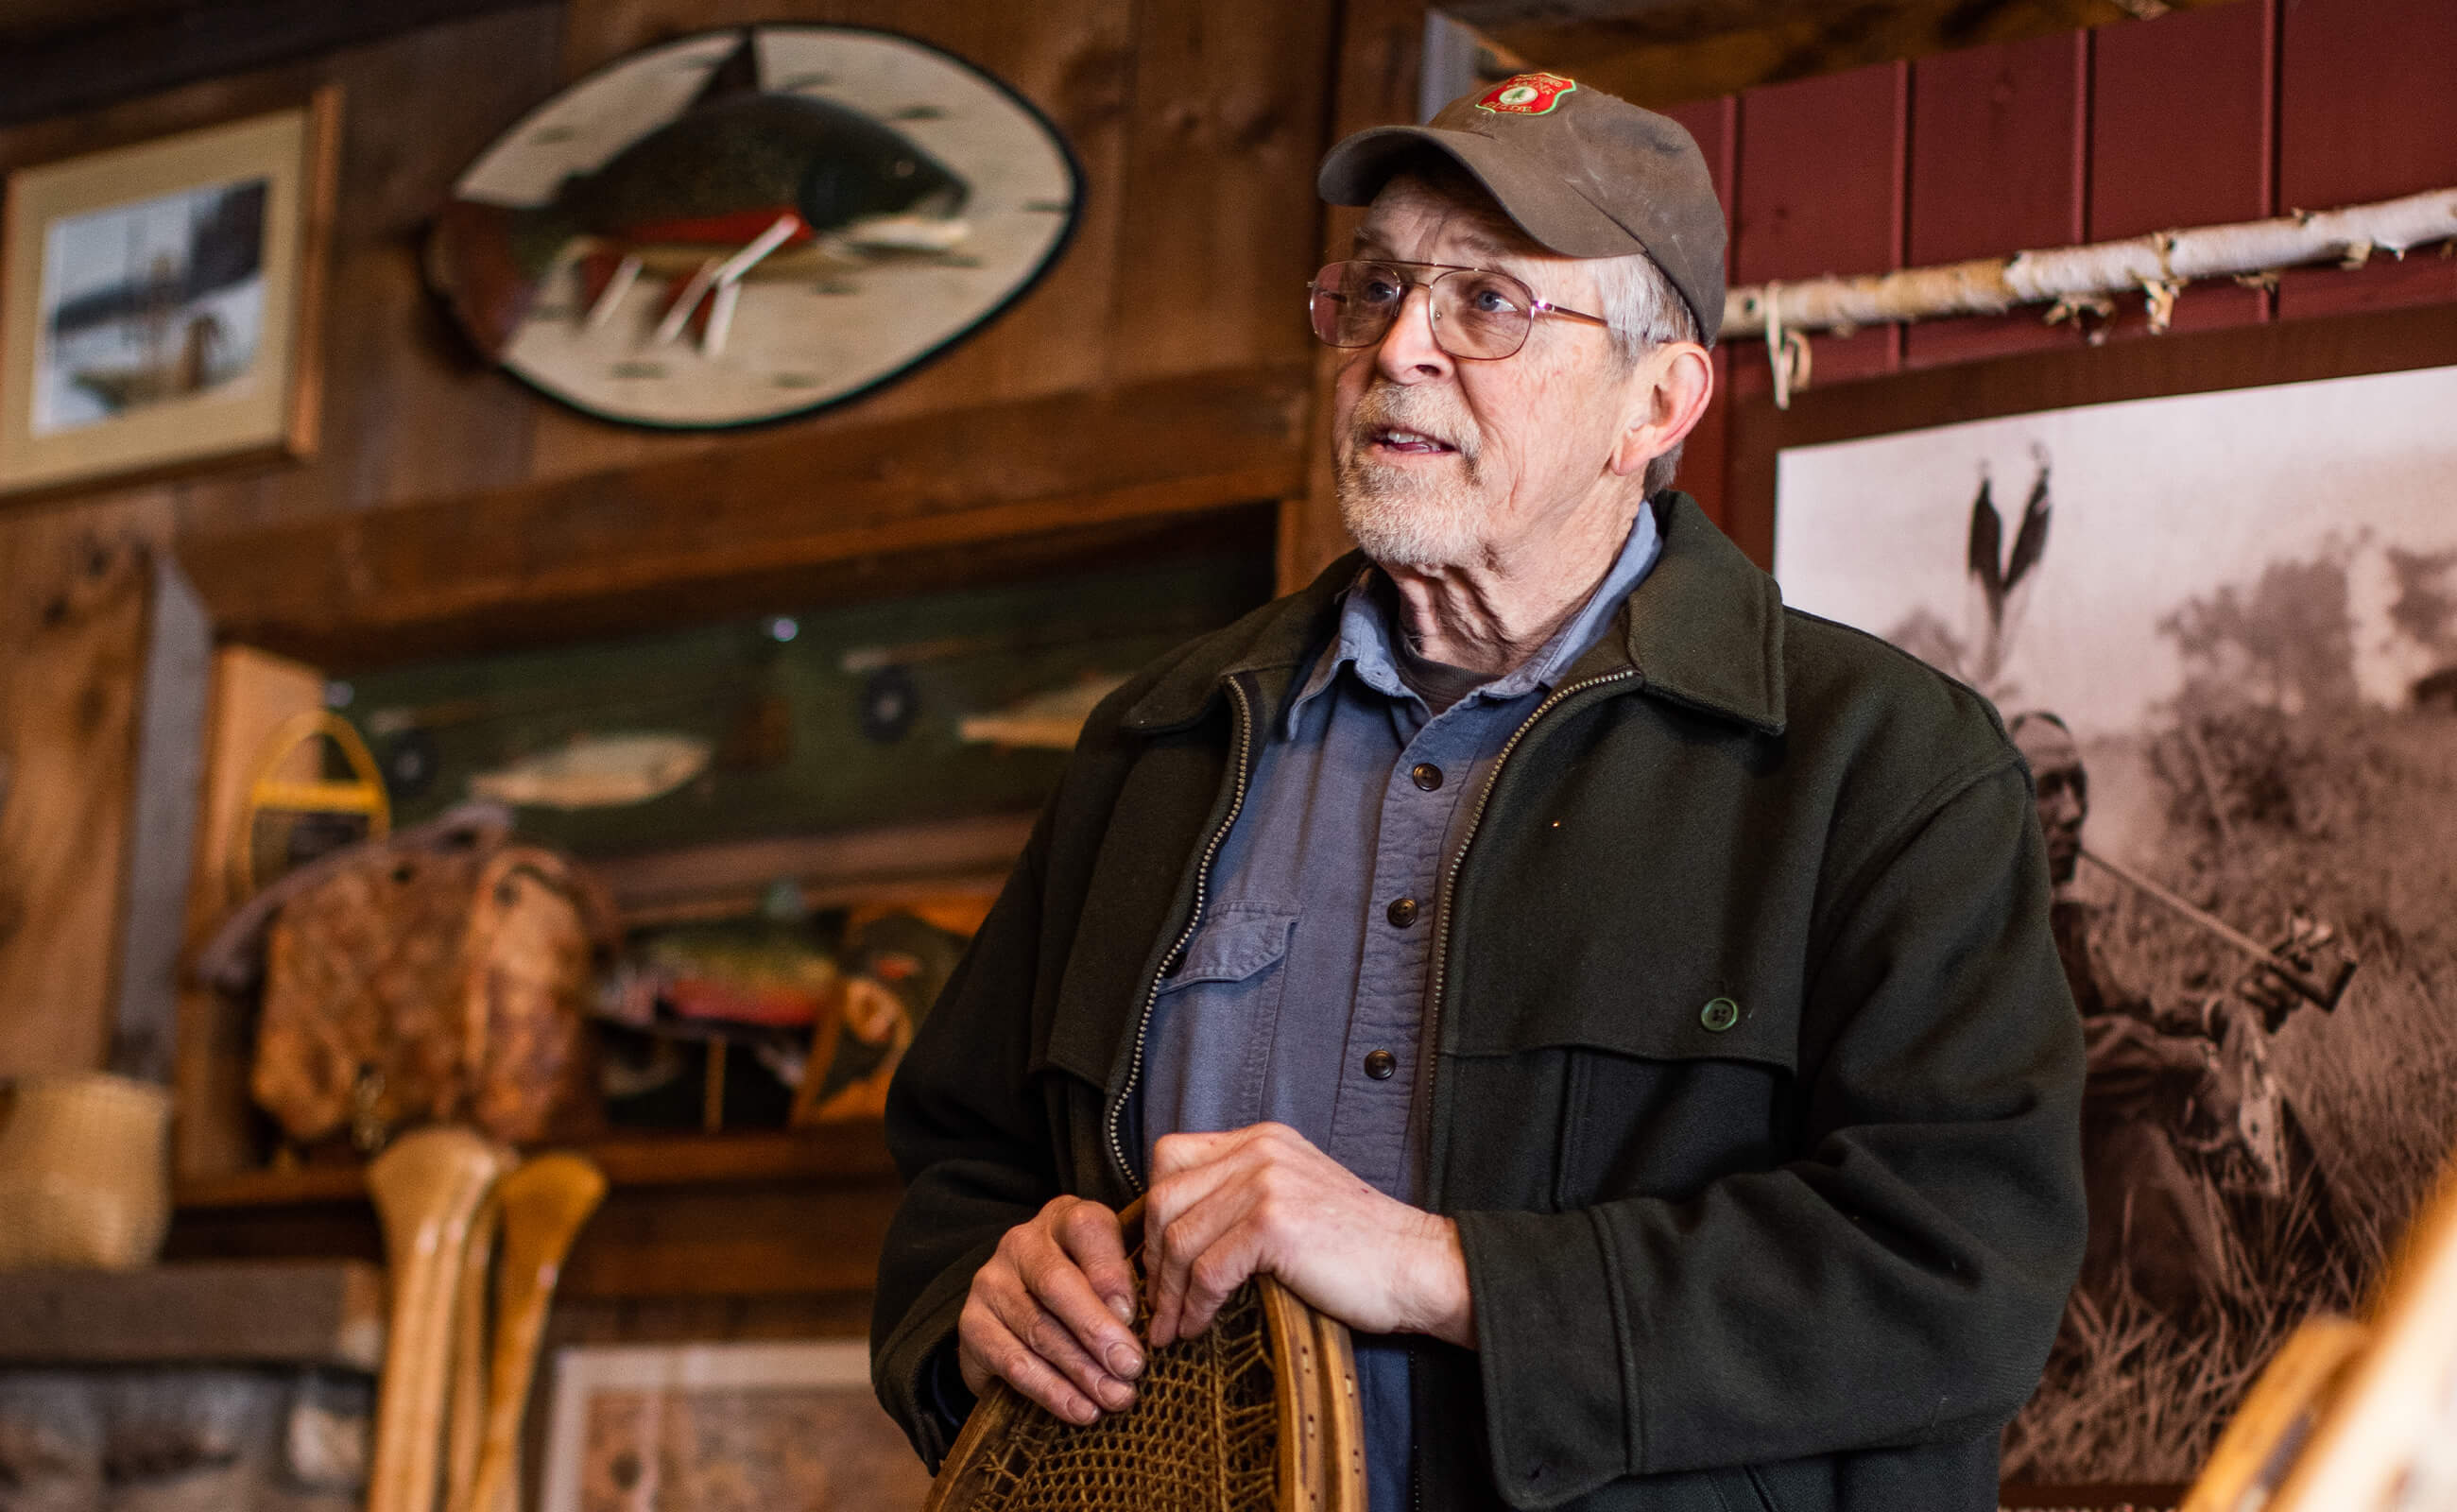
[1107,674,1259,1195]
[1422,668,1640,1201]
[1414,668,1638,1512]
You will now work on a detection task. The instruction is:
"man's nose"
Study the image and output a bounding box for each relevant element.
[1373,284,1452,382]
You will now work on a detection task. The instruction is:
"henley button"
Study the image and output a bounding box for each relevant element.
[1385,897,1419,928]
[1363,1050,1398,1080]
[1701,996,1742,1032]
[1411,762,1445,791]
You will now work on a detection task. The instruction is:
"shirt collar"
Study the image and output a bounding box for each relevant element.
[1284,504,1665,734]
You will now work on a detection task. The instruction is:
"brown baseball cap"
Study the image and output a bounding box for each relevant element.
[1317,72,1727,345]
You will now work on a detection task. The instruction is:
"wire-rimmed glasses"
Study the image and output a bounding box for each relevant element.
[1307,259,1608,361]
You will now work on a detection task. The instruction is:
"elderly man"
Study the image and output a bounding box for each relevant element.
[873,76,2084,1512]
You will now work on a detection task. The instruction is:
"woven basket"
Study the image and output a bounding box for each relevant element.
[250,823,604,1151]
[925,1203,1366,1512]
[0,1072,172,1271]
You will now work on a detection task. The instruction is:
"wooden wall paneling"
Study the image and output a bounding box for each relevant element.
[180,362,1310,667]
[126,8,567,541]
[1658,94,1736,528]
[528,0,1138,485]
[1902,30,2090,368]
[1727,61,1906,400]
[2088,0,2274,338]
[0,0,549,130]
[1278,0,1426,593]
[0,493,171,1076]
[1106,0,1338,382]
[2275,0,2457,320]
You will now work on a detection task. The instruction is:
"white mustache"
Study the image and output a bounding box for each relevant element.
[1348,386,1479,459]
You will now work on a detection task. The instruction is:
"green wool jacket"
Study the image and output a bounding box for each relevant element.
[870,493,2086,1512]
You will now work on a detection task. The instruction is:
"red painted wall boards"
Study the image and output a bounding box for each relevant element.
[1662,94,1735,526]
[2276,0,2457,318]
[1904,30,2091,368]
[2089,0,2276,337]
[1730,63,1909,391]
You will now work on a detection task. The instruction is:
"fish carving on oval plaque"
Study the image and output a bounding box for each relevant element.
[427,26,1079,428]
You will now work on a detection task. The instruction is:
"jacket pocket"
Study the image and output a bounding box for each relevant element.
[1553,1021,1795,1210]
[1710,1467,1778,1512]
[1518,980,1797,1213]
[1437,973,1799,1214]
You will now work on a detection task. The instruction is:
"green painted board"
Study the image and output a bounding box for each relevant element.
[340,548,1271,857]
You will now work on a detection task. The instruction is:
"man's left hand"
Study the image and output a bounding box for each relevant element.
[1143,1122,1474,1349]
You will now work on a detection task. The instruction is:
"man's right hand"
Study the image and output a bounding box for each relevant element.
[957,1195,1144,1425]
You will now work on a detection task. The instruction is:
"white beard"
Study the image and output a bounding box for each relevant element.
[1335,387,1487,568]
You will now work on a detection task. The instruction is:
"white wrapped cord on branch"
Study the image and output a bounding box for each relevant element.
[1723,185,2457,366]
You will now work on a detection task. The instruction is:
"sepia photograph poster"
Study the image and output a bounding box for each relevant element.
[1773,362,2457,1483]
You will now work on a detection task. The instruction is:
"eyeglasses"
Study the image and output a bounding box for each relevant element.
[1307,259,1608,361]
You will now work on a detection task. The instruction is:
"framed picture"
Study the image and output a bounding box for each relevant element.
[0,88,338,497]
[541,1340,932,1512]
[1729,303,2457,1497]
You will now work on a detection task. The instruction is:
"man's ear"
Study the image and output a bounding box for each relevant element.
[1608,342,1714,478]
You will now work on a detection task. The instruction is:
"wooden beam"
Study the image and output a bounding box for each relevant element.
[0,1259,385,1368]
[0,0,553,129]
[178,364,1310,668]
[167,1126,904,1302]
[1483,0,2240,109]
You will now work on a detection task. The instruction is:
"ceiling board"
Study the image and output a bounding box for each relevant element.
[1463,0,2246,106]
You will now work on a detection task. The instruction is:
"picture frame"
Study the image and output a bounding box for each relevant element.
[0,86,338,498]
[1724,301,2457,1501]
[540,1339,932,1512]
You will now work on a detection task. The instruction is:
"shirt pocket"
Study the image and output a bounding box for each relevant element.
[1166,902,1298,988]
[1143,903,1299,1140]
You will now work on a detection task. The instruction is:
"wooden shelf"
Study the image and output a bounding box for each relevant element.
[0,1260,385,1369]
[169,1125,906,1299]
[176,363,1310,669]
[175,1123,899,1211]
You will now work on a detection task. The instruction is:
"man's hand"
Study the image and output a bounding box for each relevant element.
[1143,1123,1473,1350]
[957,1195,1144,1425]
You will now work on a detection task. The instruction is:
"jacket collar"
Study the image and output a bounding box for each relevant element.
[1122,491,1786,736]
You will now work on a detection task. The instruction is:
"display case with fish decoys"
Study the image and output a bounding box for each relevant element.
[310,542,1269,1140]
[337,545,1267,861]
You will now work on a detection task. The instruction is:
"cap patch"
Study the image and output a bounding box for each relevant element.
[1474,72,1578,116]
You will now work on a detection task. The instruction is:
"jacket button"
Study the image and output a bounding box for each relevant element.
[1411,762,1444,791]
[1385,897,1418,928]
[1363,1049,1397,1080]
[1701,996,1741,1032]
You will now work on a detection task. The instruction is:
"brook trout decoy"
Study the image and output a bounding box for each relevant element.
[433,82,970,357]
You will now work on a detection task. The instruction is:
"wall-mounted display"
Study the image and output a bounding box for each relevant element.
[428,26,1078,429]
[1772,360,2457,1486]
[541,1340,929,1512]
[336,549,1269,861]
[0,90,336,497]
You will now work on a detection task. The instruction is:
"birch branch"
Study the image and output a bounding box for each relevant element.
[1723,186,2457,339]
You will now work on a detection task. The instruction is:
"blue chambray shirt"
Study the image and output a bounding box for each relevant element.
[1138,506,1663,1512]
